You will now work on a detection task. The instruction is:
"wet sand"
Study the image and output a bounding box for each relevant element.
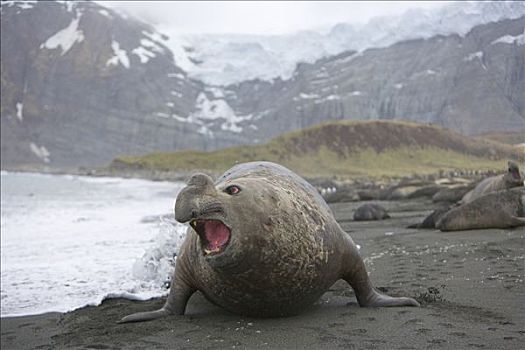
[2,199,524,350]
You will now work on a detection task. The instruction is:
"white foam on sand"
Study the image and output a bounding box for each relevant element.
[0,172,187,317]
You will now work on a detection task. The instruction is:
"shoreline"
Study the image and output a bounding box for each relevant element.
[1,162,499,188]
[2,199,524,349]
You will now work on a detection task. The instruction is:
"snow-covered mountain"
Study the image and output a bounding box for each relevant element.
[1,0,524,168]
[169,1,525,85]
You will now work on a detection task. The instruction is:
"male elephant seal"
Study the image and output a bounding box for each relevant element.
[353,203,390,221]
[437,187,525,231]
[119,162,419,323]
[407,203,452,229]
[461,161,523,204]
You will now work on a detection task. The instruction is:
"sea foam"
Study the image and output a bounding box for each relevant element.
[1,172,187,317]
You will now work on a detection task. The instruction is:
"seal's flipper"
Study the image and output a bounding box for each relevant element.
[342,246,419,308]
[118,308,171,323]
[118,272,196,323]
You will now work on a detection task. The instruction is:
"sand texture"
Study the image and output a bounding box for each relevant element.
[2,199,524,350]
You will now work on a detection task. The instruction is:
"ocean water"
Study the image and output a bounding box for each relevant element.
[0,171,188,317]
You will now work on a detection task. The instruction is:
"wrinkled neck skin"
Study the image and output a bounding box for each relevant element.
[174,164,346,316]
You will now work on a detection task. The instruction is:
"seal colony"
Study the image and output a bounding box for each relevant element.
[410,161,524,230]
[460,161,522,204]
[436,187,525,231]
[120,162,419,323]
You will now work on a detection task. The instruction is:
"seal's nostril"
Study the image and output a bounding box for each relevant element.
[191,210,198,218]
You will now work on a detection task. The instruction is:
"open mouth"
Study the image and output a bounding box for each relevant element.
[511,170,521,180]
[190,219,231,255]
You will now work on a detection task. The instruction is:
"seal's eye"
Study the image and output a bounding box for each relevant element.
[225,185,241,195]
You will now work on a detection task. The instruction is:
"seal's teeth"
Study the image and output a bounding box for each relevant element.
[203,247,220,255]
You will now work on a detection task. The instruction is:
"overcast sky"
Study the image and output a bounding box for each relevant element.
[99,1,449,35]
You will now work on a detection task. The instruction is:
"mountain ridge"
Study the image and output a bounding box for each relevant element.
[111,120,524,178]
[169,1,525,85]
[1,1,524,168]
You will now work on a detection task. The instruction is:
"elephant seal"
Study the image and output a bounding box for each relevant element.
[407,203,452,229]
[436,187,525,231]
[460,161,523,204]
[432,183,476,203]
[353,203,390,221]
[119,162,419,323]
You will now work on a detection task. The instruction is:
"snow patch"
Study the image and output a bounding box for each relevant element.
[1,1,37,11]
[40,15,84,56]
[30,143,50,163]
[426,69,436,75]
[16,102,23,121]
[314,94,343,104]
[300,92,319,99]
[130,37,166,63]
[131,46,156,64]
[98,9,112,18]
[339,51,364,64]
[140,38,164,53]
[167,73,186,79]
[171,114,188,123]
[106,41,130,69]
[188,93,252,133]
[294,92,319,101]
[349,91,363,96]
[56,0,74,12]
[463,51,483,61]
[16,1,36,10]
[394,83,404,89]
[170,91,183,98]
[491,29,525,46]
[154,27,196,73]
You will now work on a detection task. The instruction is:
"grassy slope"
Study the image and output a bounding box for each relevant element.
[111,120,524,178]
[475,131,525,145]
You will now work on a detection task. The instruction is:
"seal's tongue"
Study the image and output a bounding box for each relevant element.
[204,220,230,253]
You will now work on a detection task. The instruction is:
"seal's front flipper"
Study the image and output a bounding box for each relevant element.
[118,308,171,323]
[118,272,196,324]
[357,288,420,307]
[342,254,419,308]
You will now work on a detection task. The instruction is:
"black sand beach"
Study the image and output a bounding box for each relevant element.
[2,199,524,350]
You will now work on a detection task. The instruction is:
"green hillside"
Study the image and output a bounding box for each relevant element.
[110,120,524,178]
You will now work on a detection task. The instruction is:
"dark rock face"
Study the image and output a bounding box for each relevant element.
[226,16,525,143]
[1,1,524,168]
[0,1,249,167]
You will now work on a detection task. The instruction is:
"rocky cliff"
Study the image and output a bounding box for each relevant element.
[223,16,525,141]
[1,0,251,167]
[1,1,524,168]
